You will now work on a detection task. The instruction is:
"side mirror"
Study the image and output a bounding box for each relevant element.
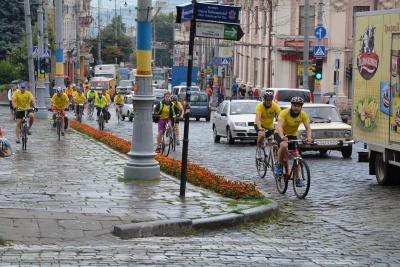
[342,117,348,123]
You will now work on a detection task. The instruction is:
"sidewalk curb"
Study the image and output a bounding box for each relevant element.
[113,201,279,239]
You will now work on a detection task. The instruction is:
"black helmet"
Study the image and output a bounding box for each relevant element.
[262,91,273,100]
[291,96,304,106]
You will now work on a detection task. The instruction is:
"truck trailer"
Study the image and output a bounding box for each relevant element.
[352,9,400,185]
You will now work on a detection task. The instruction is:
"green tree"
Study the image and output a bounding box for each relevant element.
[101,45,124,64]
[153,12,175,67]
[0,60,19,84]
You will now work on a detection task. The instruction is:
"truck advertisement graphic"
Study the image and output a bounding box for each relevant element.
[353,10,400,185]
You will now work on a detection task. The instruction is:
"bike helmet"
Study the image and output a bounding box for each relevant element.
[56,87,63,93]
[98,90,103,95]
[20,82,28,89]
[291,96,304,106]
[262,91,273,100]
[171,95,178,101]
[77,90,82,94]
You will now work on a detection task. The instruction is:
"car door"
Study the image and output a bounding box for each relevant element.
[214,102,224,134]
[220,102,229,136]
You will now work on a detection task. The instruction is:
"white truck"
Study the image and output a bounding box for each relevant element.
[94,64,120,83]
[352,9,400,185]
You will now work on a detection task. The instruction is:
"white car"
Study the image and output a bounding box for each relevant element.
[116,80,134,95]
[121,94,134,121]
[212,99,260,144]
[280,103,354,158]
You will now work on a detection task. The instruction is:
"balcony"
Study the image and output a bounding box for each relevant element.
[79,15,93,27]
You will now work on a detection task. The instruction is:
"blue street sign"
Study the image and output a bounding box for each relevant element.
[43,50,51,59]
[314,26,327,39]
[314,45,326,57]
[176,2,193,23]
[221,57,230,66]
[197,3,240,23]
[32,46,38,57]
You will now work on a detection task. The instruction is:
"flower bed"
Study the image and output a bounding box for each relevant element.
[70,120,264,200]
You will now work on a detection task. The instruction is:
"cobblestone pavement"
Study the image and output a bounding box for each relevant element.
[0,105,399,265]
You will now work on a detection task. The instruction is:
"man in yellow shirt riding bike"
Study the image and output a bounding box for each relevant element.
[171,94,184,146]
[50,87,70,136]
[95,90,109,123]
[114,91,124,119]
[86,89,97,115]
[73,90,87,118]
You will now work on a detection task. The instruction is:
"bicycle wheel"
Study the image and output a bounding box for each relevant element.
[90,105,94,117]
[292,158,311,199]
[275,159,289,194]
[56,118,61,140]
[98,117,104,131]
[21,124,28,151]
[160,132,166,155]
[172,129,176,151]
[256,147,267,178]
[269,145,279,175]
[163,129,171,156]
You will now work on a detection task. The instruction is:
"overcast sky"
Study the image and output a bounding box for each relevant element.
[91,0,189,13]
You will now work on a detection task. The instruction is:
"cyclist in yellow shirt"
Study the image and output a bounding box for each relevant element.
[73,90,87,118]
[95,90,109,122]
[114,91,124,119]
[102,89,111,106]
[275,97,312,186]
[11,82,38,143]
[171,95,184,146]
[50,87,69,136]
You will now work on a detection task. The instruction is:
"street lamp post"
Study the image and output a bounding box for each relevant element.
[110,0,128,65]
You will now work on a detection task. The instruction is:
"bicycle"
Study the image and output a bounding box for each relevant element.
[18,107,33,151]
[98,106,108,131]
[88,99,95,117]
[275,139,312,199]
[116,104,123,124]
[53,109,63,140]
[76,104,84,123]
[255,130,278,178]
[171,117,179,152]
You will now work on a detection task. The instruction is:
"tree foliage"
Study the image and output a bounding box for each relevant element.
[153,12,175,67]
[0,60,19,84]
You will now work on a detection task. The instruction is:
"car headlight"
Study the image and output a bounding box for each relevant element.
[234,122,247,127]
[344,130,351,138]
[299,131,307,140]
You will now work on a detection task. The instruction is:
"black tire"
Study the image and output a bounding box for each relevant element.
[129,114,134,122]
[206,116,211,122]
[163,130,171,156]
[375,153,396,185]
[172,131,176,152]
[275,160,288,194]
[122,115,125,121]
[22,124,28,151]
[213,126,221,143]
[256,147,267,178]
[227,127,235,145]
[319,149,328,155]
[196,117,200,121]
[341,145,352,158]
[292,158,311,199]
[269,145,279,175]
[57,119,61,140]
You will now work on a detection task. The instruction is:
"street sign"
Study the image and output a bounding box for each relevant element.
[43,50,51,59]
[32,46,38,57]
[212,57,220,66]
[221,57,230,66]
[176,2,193,23]
[314,45,326,57]
[195,21,245,41]
[314,26,327,39]
[197,3,240,23]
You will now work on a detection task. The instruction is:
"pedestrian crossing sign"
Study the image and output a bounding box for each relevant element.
[314,45,326,57]
[221,57,230,66]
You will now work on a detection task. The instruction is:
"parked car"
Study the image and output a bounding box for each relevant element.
[178,91,211,121]
[116,80,134,95]
[263,88,313,106]
[279,103,354,158]
[122,94,134,121]
[212,99,260,144]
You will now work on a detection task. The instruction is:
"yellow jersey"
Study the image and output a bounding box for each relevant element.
[95,95,108,108]
[277,108,310,136]
[65,87,74,96]
[115,95,124,105]
[254,102,281,129]
[73,92,86,104]
[12,90,34,109]
[51,93,69,110]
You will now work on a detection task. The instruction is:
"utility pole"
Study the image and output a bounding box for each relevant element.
[35,0,47,118]
[98,0,102,65]
[55,0,65,90]
[124,0,160,180]
[44,0,51,103]
[75,0,81,87]
[314,0,324,103]
[114,0,117,65]
[23,0,35,97]
[302,0,309,90]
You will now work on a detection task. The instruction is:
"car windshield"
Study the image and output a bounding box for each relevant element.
[119,80,132,86]
[302,106,342,122]
[230,102,259,115]
[90,82,107,89]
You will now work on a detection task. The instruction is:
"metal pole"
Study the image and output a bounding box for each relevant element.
[98,0,102,64]
[180,0,197,197]
[44,0,51,101]
[302,0,309,90]
[124,0,160,180]
[313,0,324,103]
[114,0,117,65]
[35,0,47,118]
[24,0,35,97]
[75,0,81,87]
[55,0,65,90]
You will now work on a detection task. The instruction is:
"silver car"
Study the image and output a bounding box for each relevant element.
[212,100,260,144]
[117,80,134,95]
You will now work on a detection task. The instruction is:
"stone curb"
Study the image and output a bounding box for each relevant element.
[113,201,279,239]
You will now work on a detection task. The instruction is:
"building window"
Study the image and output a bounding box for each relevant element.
[254,6,259,35]
[299,6,315,36]
[353,6,370,37]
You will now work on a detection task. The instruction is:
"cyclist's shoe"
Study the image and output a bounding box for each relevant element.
[61,132,65,137]
[256,149,262,160]
[155,146,161,153]
[275,164,283,175]
[52,122,56,128]
[27,130,32,135]
[176,140,180,146]
[296,179,305,187]
[16,138,21,144]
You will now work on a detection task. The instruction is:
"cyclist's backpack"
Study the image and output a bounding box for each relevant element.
[64,116,69,130]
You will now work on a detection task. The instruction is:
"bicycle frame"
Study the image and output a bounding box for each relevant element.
[19,108,31,150]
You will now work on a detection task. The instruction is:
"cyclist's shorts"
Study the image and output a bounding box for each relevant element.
[116,104,123,108]
[88,98,94,103]
[254,125,274,138]
[15,110,33,120]
[274,134,297,150]
[158,118,172,132]
[52,106,66,116]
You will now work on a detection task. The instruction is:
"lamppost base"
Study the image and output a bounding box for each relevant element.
[124,158,160,180]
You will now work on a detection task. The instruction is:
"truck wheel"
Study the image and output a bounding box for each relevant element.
[375,153,395,185]
[341,145,352,158]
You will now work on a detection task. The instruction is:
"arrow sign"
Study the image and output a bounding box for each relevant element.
[314,26,327,39]
[195,21,245,41]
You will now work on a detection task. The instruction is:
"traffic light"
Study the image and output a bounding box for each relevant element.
[346,63,353,79]
[315,59,323,80]
[45,61,51,74]
[40,58,46,75]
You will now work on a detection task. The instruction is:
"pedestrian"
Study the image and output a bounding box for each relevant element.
[206,84,212,101]
[247,86,254,99]
[8,84,18,120]
[0,127,14,157]
[238,84,246,99]
[254,89,260,100]
[231,82,238,99]
[217,84,225,104]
